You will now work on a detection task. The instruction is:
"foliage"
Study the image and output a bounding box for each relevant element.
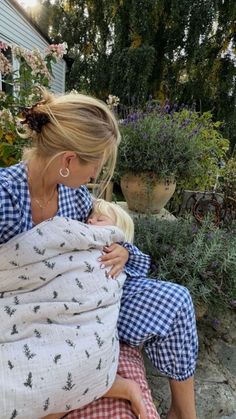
[172,110,229,190]
[109,46,156,103]
[116,108,229,183]
[35,0,236,146]
[134,215,236,309]
[219,157,236,201]
[0,41,67,166]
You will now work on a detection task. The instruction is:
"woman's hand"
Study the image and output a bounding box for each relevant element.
[99,243,129,279]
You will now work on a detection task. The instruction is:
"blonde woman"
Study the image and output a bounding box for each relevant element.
[0,90,198,419]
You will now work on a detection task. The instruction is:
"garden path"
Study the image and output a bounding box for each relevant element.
[145,309,236,419]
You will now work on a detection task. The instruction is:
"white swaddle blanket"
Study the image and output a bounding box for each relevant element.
[0,216,126,419]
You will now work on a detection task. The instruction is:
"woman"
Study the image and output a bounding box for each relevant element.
[0,89,198,419]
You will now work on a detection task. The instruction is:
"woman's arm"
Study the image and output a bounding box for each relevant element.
[75,188,151,278]
[122,242,151,277]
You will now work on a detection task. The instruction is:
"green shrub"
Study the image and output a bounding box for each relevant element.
[134,216,236,309]
[117,109,229,189]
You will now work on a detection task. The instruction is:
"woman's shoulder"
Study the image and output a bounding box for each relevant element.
[0,162,26,189]
[58,184,93,222]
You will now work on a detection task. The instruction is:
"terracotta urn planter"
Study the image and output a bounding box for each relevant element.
[120,173,176,213]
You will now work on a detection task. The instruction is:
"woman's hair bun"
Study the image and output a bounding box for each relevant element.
[21,105,50,133]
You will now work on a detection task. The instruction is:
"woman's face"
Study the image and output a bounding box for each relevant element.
[87,213,115,226]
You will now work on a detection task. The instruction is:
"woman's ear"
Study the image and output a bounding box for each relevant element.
[61,151,77,168]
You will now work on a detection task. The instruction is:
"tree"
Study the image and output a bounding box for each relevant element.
[34,0,236,144]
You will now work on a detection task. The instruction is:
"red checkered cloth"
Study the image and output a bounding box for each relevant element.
[64,343,160,419]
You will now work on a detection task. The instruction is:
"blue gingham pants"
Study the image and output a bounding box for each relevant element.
[117,277,198,381]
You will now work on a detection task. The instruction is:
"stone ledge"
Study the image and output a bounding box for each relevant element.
[116,201,176,221]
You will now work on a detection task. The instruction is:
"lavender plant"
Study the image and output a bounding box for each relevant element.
[134,215,236,309]
[116,108,229,187]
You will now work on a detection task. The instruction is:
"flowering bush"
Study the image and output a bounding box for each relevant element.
[134,215,236,309]
[116,108,229,187]
[0,41,67,166]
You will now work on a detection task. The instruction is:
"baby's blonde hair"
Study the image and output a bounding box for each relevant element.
[22,89,121,194]
[92,199,134,243]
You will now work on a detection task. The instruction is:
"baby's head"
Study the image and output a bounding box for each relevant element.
[87,199,134,243]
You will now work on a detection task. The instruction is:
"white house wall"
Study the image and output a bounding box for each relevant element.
[0,0,65,92]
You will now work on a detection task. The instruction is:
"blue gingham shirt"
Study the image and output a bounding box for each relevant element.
[0,162,150,277]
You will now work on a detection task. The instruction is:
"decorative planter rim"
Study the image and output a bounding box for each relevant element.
[122,172,176,183]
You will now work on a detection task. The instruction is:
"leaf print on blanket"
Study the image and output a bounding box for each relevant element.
[4,306,16,317]
[33,305,40,313]
[23,344,36,360]
[84,261,94,273]
[24,372,33,388]
[62,372,75,391]
[34,329,41,338]
[14,296,19,305]
[83,388,89,395]
[65,339,76,348]
[95,332,104,348]
[97,300,103,307]
[9,260,19,267]
[18,275,30,280]
[75,278,83,289]
[11,324,18,335]
[43,260,55,269]
[33,246,46,256]
[96,315,104,324]
[85,350,90,358]
[96,358,102,370]
[43,398,50,411]
[53,354,61,364]
[8,360,14,370]
[10,409,18,419]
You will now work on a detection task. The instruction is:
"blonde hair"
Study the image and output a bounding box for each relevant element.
[22,89,121,194]
[92,199,134,243]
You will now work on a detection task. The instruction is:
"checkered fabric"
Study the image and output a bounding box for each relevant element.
[0,163,150,277]
[64,343,160,419]
[118,277,198,381]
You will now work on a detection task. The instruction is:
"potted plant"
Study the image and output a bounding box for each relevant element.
[116,109,203,213]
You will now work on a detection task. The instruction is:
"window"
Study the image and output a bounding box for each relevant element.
[0,43,13,95]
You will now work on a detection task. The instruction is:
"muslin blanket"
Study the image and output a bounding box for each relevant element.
[0,216,126,419]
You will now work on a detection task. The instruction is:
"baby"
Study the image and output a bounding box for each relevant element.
[45,200,147,419]
[87,199,146,419]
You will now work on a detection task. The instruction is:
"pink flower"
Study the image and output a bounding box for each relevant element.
[0,52,12,75]
[0,41,9,51]
[45,42,68,60]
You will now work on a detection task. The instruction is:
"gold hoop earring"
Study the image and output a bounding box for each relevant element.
[59,168,70,178]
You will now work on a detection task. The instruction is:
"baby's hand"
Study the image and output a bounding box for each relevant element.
[99,243,129,279]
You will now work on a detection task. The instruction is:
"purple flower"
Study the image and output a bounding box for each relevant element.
[207,232,214,240]
[211,261,219,268]
[191,224,198,234]
[212,319,220,330]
